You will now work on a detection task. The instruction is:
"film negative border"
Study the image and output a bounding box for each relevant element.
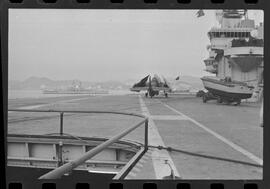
[0,0,267,8]
[7,180,265,189]
[3,0,259,4]
[1,0,269,189]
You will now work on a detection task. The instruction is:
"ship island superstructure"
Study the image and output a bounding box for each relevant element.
[202,10,263,102]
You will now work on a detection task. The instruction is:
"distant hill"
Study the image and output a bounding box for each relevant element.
[8,76,131,90]
[9,77,69,90]
[123,75,204,90]
[166,75,204,90]
[8,75,204,91]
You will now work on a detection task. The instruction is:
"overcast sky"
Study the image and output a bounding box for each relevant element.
[8,9,263,82]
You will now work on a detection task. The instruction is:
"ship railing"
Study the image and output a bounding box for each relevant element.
[8,109,149,180]
[231,38,264,47]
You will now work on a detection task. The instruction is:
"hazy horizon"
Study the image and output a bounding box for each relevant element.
[9,74,205,83]
[9,9,263,82]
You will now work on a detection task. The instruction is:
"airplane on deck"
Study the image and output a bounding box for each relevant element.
[130,74,172,98]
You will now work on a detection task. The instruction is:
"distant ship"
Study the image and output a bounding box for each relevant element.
[201,10,263,104]
[42,80,109,95]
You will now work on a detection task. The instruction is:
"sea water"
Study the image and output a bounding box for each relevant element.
[8,90,89,99]
[8,89,133,99]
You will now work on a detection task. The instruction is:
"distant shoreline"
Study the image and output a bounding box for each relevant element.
[8,89,134,99]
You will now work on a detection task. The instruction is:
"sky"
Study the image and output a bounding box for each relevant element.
[8,9,263,82]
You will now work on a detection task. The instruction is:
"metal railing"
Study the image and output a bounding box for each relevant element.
[8,109,149,179]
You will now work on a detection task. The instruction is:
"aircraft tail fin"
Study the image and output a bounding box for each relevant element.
[162,76,172,92]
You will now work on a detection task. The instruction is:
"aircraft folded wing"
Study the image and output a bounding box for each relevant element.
[161,76,172,92]
[151,86,172,92]
[130,75,150,92]
[130,86,149,92]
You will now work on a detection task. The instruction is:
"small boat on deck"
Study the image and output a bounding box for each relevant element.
[201,76,254,105]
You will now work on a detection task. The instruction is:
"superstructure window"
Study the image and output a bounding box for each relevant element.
[209,31,250,39]
[208,32,213,39]
[220,32,225,38]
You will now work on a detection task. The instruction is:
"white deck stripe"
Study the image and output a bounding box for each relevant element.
[139,95,181,179]
[132,167,141,172]
[17,104,46,110]
[9,97,90,111]
[56,97,90,103]
[139,159,147,163]
[161,101,263,166]
[136,163,144,168]
[128,172,137,177]
[150,115,187,120]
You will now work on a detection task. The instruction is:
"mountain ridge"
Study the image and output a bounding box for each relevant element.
[9,76,204,90]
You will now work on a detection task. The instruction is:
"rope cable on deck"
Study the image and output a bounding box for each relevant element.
[38,117,147,179]
[44,132,143,150]
[9,95,188,115]
[8,98,176,123]
[147,145,262,168]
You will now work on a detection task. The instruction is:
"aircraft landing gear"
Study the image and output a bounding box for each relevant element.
[202,95,207,103]
[148,89,156,98]
[202,92,242,106]
[202,92,215,103]
[217,97,223,103]
[233,99,241,106]
[221,98,241,106]
[165,93,168,98]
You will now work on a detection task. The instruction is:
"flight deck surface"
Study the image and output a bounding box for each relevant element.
[8,94,263,180]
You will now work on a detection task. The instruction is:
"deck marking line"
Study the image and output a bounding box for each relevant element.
[139,95,181,179]
[141,155,150,159]
[133,167,141,172]
[136,163,144,168]
[150,115,187,120]
[161,101,263,166]
[128,172,137,177]
[144,153,151,158]
[10,97,90,111]
[56,97,90,104]
[139,159,147,163]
